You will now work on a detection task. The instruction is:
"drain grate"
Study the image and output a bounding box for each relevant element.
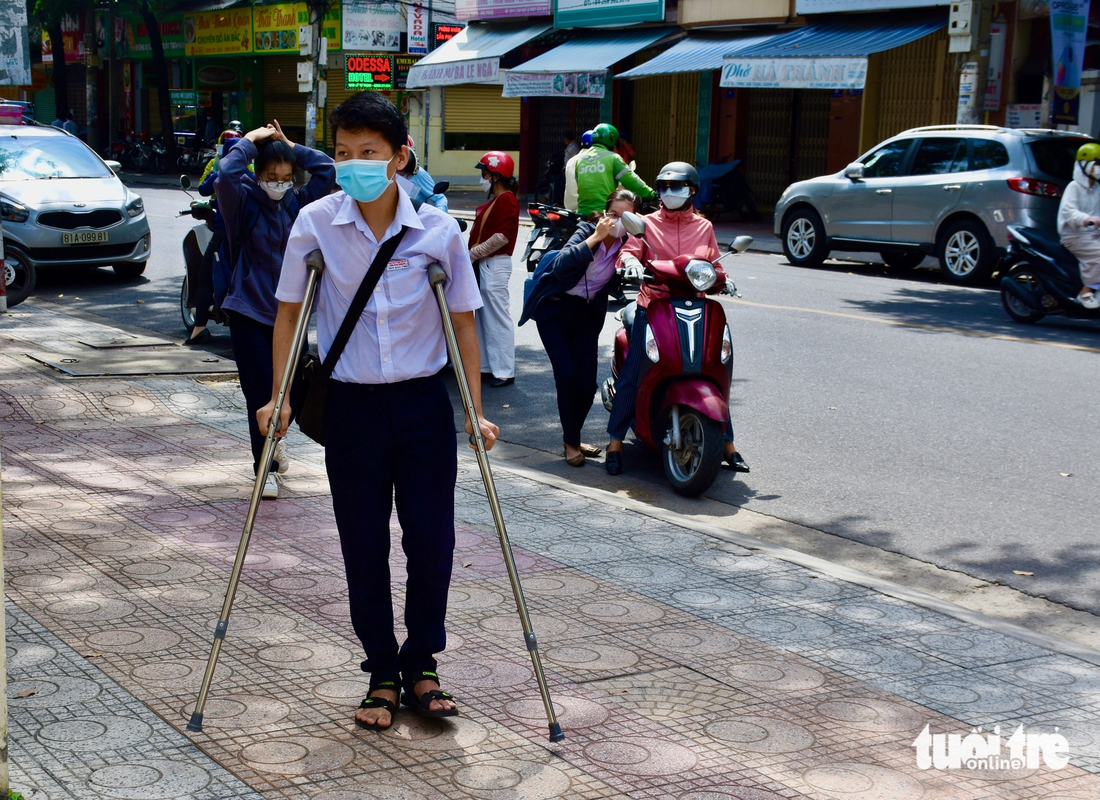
[77,334,175,349]
[25,349,238,377]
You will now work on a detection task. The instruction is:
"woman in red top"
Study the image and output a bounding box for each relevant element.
[470,151,520,387]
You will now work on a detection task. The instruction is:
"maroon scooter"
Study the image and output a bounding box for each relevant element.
[601,212,752,496]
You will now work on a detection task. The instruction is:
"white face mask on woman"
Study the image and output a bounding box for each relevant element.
[609,217,625,238]
[480,177,494,193]
[660,187,692,210]
[261,180,293,201]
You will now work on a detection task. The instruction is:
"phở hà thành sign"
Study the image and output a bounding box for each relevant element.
[345,54,395,90]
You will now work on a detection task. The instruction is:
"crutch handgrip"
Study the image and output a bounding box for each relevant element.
[428,262,446,287]
[306,249,325,275]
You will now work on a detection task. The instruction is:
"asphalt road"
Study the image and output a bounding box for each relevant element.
[29,184,1100,613]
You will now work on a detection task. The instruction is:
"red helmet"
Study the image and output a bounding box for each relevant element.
[475,151,514,180]
[219,129,241,145]
[407,135,416,150]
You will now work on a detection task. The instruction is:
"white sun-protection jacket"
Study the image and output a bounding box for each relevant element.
[1058,161,1100,238]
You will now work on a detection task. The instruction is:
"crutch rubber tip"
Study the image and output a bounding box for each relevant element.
[548,723,565,743]
[186,713,204,733]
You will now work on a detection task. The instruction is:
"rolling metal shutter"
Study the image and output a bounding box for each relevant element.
[444,85,520,133]
[876,28,957,141]
[631,72,698,186]
[323,66,358,150]
[745,89,793,209]
[263,55,307,129]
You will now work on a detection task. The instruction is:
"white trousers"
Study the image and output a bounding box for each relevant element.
[476,254,515,379]
[1063,233,1100,287]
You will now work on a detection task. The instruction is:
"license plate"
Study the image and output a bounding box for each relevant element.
[62,230,109,245]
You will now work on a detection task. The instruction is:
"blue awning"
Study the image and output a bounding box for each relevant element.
[509,28,675,74]
[617,33,776,78]
[731,11,946,58]
[406,23,552,88]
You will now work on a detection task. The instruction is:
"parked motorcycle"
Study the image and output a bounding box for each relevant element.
[601,211,752,496]
[532,153,565,206]
[1000,224,1100,324]
[177,176,219,331]
[522,202,583,273]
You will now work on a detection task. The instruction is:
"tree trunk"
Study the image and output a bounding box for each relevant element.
[139,5,176,162]
[46,20,69,122]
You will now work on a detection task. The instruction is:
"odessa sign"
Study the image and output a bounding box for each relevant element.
[721,57,868,90]
[345,54,395,90]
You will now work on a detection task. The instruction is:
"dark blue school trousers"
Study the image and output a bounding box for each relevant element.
[323,374,457,690]
[227,310,286,474]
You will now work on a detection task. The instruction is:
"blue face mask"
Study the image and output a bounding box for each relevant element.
[336,156,396,203]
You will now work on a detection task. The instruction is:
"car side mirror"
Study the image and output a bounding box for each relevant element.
[730,235,753,253]
[844,162,864,181]
[180,175,192,190]
[433,181,449,195]
[104,159,122,173]
[621,211,646,238]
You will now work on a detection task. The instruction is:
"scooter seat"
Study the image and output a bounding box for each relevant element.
[621,302,638,338]
[1018,227,1079,268]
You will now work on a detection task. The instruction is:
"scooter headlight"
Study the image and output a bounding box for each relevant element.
[685,259,717,292]
[721,325,733,364]
[644,324,659,362]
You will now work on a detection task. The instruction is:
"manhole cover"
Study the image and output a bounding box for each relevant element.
[25,349,238,377]
[78,334,174,349]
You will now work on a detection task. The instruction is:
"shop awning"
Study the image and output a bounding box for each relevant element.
[720,11,947,90]
[406,22,552,89]
[617,33,776,78]
[504,28,674,98]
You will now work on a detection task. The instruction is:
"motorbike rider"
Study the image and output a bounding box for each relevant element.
[563,130,593,213]
[1057,142,1100,309]
[572,124,656,217]
[604,161,749,476]
[396,135,449,212]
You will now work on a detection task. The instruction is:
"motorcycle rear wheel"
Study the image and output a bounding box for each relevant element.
[1001,265,1045,324]
[661,407,724,497]
[181,274,197,330]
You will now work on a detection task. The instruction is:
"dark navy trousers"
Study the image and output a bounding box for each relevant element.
[323,374,457,688]
[227,310,285,474]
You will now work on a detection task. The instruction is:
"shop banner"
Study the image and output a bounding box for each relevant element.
[456,0,551,21]
[185,9,253,56]
[0,0,32,86]
[1050,0,1090,125]
[321,6,342,48]
[395,54,424,89]
[554,0,664,28]
[409,3,428,54]
[433,23,463,49]
[503,71,605,98]
[254,3,305,53]
[983,18,1007,111]
[122,16,186,60]
[1006,103,1043,128]
[343,1,402,52]
[42,12,84,64]
[406,56,499,87]
[795,0,948,11]
[720,57,867,90]
[346,53,395,90]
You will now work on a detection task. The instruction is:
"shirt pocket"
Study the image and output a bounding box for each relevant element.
[381,258,427,306]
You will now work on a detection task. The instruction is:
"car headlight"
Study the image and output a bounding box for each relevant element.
[1,198,29,223]
[126,196,145,218]
[685,259,717,292]
[645,324,659,362]
[721,325,733,364]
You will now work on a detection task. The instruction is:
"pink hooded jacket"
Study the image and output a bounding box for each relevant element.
[619,204,720,309]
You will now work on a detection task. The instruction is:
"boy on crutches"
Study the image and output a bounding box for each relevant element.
[257,92,497,730]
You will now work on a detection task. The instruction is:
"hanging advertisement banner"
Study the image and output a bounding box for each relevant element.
[343,1,402,52]
[720,57,867,90]
[796,0,948,10]
[1050,0,1090,125]
[983,18,1007,111]
[41,13,84,64]
[554,0,664,28]
[503,71,605,98]
[253,3,305,53]
[185,9,253,56]
[123,16,186,60]
[406,56,499,87]
[409,3,428,54]
[456,0,551,21]
[0,0,32,86]
[957,60,979,107]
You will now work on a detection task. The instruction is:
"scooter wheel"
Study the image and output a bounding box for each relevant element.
[661,408,725,498]
[181,274,197,330]
[1001,266,1045,324]
[3,249,36,307]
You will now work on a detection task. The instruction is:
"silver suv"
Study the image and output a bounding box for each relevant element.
[774,126,1093,284]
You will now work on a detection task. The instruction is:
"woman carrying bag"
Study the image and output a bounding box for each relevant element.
[520,189,639,466]
[470,151,520,388]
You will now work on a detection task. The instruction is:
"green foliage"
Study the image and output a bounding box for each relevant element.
[11,790,27,800]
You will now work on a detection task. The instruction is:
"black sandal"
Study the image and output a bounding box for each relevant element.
[355,679,399,731]
[402,670,459,718]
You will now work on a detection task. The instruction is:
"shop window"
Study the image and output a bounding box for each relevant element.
[970,140,1009,171]
[861,140,911,178]
[910,138,968,175]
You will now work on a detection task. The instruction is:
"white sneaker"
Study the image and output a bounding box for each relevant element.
[1079,291,1100,310]
[262,473,279,500]
[274,440,289,474]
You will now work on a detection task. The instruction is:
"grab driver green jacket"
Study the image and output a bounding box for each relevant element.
[574,144,655,216]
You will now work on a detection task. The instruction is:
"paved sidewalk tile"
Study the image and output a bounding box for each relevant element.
[2,304,1100,799]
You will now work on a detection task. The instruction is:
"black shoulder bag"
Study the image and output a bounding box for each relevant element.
[292,226,409,445]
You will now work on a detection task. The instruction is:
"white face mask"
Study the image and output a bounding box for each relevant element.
[396,174,416,196]
[661,187,692,210]
[609,218,625,238]
[261,180,293,201]
[479,177,493,192]
[1089,162,1100,180]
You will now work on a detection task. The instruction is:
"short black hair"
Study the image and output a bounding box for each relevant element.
[330,92,406,154]
[255,139,294,174]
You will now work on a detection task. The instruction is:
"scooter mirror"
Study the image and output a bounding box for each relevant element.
[621,211,646,238]
[433,181,450,195]
[180,175,193,190]
[731,235,753,253]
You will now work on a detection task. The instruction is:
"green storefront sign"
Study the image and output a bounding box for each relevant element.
[553,0,664,28]
[120,16,186,59]
[170,89,197,105]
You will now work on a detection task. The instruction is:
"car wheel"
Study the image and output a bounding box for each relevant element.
[782,208,828,268]
[3,249,36,307]
[938,220,995,284]
[880,250,925,270]
[1001,265,1046,323]
[113,262,147,280]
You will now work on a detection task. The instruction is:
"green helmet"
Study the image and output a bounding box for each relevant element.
[1077,142,1100,163]
[592,123,619,149]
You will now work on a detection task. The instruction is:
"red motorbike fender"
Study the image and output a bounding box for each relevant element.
[662,381,729,428]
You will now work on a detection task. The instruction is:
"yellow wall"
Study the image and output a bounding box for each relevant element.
[407,97,519,188]
[678,0,792,26]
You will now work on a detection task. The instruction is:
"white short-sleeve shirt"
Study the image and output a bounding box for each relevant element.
[277,189,483,385]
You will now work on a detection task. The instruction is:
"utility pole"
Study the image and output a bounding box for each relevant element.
[954,0,993,125]
[303,0,329,149]
[423,0,432,169]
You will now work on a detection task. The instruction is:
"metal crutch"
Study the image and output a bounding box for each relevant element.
[427,263,565,744]
[187,249,325,733]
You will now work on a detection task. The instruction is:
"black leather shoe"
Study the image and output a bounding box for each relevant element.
[490,377,515,388]
[726,452,750,473]
[605,451,623,476]
[184,328,211,346]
